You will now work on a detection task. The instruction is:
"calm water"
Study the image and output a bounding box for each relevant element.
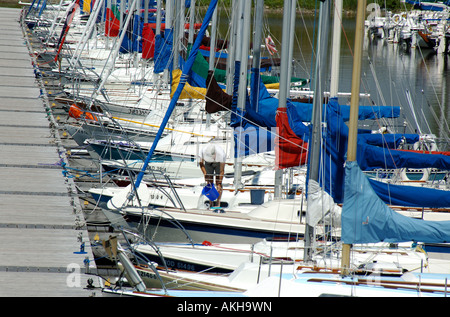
[216,11,449,150]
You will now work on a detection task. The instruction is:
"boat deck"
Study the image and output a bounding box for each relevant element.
[0,7,99,296]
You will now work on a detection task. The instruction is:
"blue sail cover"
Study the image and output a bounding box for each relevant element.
[323,100,450,205]
[153,29,173,73]
[357,133,419,148]
[234,122,275,157]
[404,0,450,11]
[120,12,143,53]
[357,142,450,171]
[248,79,401,126]
[341,161,450,244]
[233,72,276,157]
[368,177,450,208]
[232,74,400,158]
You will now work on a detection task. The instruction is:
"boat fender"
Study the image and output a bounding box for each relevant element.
[202,241,212,246]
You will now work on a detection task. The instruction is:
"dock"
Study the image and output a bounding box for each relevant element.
[0,7,101,296]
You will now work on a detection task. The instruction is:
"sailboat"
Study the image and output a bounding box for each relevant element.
[97,0,450,245]
[98,0,450,298]
[92,0,322,244]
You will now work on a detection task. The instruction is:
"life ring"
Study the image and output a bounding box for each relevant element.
[400,167,431,182]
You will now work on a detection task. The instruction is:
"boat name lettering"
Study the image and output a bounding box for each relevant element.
[165,259,196,271]
[149,165,166,172]
[137,270,157,280]
[128,108,150,116]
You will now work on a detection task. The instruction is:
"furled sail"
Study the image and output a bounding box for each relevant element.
[153,28,173,73]
[342,161,450,244]
[205,70,232,113]
[120,11,142,53]
[323,99,450,205]
[275,107,308,169]
[368,177,450,208]
[170,69,206,100]
[142,23,155,59]
[105,4,120,37]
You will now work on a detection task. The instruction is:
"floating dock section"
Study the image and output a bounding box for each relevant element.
[0,7,99,296]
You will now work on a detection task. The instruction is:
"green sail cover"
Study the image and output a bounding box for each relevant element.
[190,47,307,86]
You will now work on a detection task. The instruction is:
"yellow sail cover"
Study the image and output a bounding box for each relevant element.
[170,69,207,100]
[83,0,91,13]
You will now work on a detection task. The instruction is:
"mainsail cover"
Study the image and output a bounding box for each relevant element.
[205,70,232,113]
[170,69,206,100]
[245,81,401,129]
[368,177,450,208]
[120,11,142,53]
[404,0,450,11]
[324,99,450,205]
[341,161,450,244]
[275,108,308,169]
[153,28,173,73]
[142,23,155,59]
[105,4,120,37]
[357,142,450,171]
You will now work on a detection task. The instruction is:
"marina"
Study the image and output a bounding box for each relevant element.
[1,0,450,299]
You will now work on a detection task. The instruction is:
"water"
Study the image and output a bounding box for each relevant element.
[217,12,450,150]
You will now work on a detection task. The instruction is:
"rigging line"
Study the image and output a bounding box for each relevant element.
[422,91,450,143]
[333,0,371,99]
[293,0,314,78]
[365,57,393,130]
[416,44,450,136]
[306,0,320,91]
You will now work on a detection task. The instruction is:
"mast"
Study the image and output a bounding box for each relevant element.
[330,0,343,98]
[89,0,137,105]
[69,0,104,70]
[341,0,366,276]
[173,0,181,70]
[233,0,251,191]
[206,2,218,128]
[304,0,331,262]
[144,0,149,24]
[120,0,125,31]
[188,0,196,45]
[274,0,296,199]
[250,0,264,112]
[44,0,65,46]
[106,0,111,49]
[226,0,238,96]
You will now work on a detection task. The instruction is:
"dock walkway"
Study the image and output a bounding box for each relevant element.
[0,7,99,296]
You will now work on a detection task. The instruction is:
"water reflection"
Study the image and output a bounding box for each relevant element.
[217,12,449,150]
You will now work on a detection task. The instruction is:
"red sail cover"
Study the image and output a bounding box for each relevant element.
[105,7,120,37]
[142,23,155,59]
[275,108,308,169]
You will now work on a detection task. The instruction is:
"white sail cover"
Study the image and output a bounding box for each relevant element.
[306,179,341,227]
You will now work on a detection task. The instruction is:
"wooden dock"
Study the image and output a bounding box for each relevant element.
[0,7,101,296]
